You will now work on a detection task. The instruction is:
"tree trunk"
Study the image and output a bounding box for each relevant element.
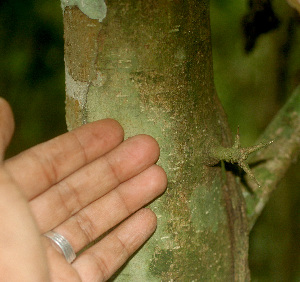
[61,0,300,280]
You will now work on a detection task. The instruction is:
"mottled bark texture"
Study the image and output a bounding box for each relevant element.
[63,1,252,280]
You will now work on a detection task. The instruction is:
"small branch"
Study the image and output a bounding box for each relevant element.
[245,85,300,229]
[209,128,272,187]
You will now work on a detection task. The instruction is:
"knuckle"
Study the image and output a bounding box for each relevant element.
[74,210,97,244]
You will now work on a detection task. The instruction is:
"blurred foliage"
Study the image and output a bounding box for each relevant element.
[0,0,66,157]
[0,0,299,280]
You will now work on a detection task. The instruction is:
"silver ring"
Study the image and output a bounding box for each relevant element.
[44,231,76,263]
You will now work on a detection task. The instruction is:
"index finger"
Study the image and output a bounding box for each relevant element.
[4,119,124,199]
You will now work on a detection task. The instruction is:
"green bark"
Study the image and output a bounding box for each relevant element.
[62,1,251,280]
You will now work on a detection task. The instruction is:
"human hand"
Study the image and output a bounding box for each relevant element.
[0,98,167,281]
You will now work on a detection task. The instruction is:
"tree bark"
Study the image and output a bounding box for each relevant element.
[62,1,251,280]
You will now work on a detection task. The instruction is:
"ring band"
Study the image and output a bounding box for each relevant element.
[44,231,76,263]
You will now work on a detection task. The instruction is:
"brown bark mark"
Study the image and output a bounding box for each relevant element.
[222,170,250,281]
[63,6,104,127]
[63,6,101,82]
[221,180,237,278]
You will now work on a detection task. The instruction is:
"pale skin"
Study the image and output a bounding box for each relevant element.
[0,98,167,281]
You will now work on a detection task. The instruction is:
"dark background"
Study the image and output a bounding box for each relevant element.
[0,0,299,280]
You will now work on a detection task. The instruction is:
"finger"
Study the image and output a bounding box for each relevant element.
[0,98,14,160]
[4,119,124,199]
[53,165,167,252]
[73,208,157,281]
[30,134,161,232]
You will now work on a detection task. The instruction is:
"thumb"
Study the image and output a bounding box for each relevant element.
[0,98,14,160]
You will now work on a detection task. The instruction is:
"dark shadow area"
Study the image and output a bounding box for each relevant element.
[0,0,66,158]
[214,159,267,193]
